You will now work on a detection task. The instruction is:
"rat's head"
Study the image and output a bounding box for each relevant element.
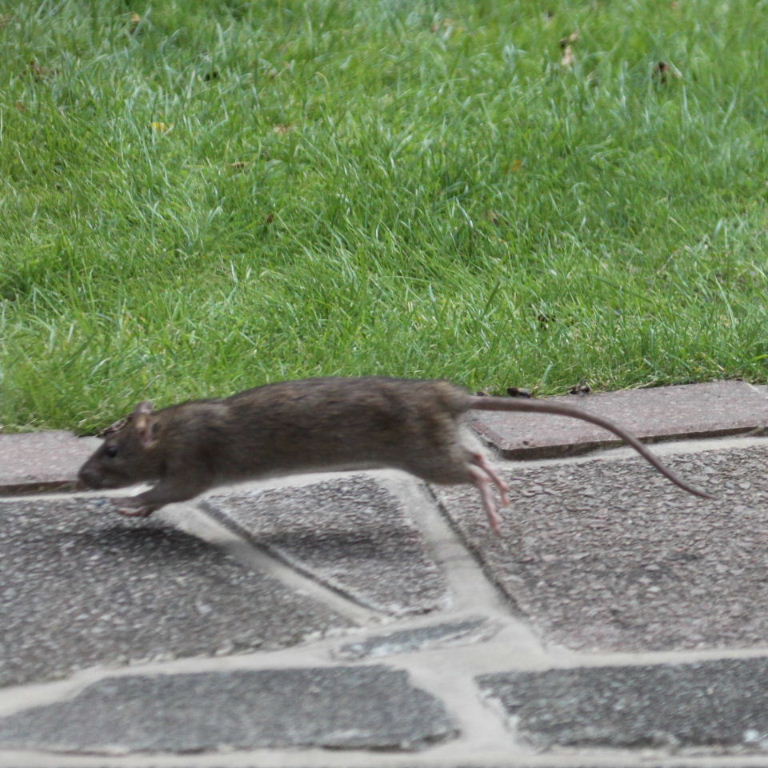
[78,401,165,490]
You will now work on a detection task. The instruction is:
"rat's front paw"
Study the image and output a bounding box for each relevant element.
[112,497,155,518]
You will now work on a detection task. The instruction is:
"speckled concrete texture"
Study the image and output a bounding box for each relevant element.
[0,666,457,752]
[204,474,449,616]
[0,497,353,687]
[0,431,99,493]
[478,658,768,750]
[471,380,768,458]
[436,444,768,651]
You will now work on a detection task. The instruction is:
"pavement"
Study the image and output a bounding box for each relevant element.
[2,380,768,768]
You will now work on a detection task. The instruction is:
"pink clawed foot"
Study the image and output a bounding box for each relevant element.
[469,464,504,536]
[112,499,155,518]
[471,452,510,506]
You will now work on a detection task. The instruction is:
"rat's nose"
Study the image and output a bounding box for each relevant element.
[77,465,99,489]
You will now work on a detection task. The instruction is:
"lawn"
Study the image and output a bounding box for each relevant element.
[1,0,767,431]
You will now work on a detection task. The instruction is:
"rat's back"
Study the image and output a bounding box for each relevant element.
[219,376,469,477]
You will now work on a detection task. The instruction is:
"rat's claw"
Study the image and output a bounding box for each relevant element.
[116,507,154,518]
[112,498,154,518]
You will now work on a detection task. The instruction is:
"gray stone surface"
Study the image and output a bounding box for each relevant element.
[0,666,457,753]
[333,617,500,660]
[478,658,768,751]
[471,380,768,458]
[436,444,768,651]
[0,431,99,493]
[205,475,448,616]
[0,498,353,687]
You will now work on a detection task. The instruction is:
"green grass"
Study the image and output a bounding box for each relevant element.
[2,0,768,431]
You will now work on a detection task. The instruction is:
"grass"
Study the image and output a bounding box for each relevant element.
[2,0,768,431]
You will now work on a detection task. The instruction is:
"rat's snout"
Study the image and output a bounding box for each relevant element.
[77,455,135,491]
[77,461,114,490]
[77,464,101,490]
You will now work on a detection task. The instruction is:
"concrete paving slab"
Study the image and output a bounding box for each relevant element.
[0,497,353,688]
[0,666,457,753]
[0,431,99,493]
[333,617,500,660]
[437,444,768,651]
[478,657,768,751]
[205,475,448,616]
[471,380,768,458]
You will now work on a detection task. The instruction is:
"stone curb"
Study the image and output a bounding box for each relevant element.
[472,380,768,459]
[0,431,99,495]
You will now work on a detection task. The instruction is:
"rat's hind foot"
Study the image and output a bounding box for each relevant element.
[470,452,510,507]
[468,464,503,535]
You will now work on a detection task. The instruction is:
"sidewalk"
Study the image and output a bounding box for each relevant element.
[2,380,768,767]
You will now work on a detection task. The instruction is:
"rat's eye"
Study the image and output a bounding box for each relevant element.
[103,444,119,458]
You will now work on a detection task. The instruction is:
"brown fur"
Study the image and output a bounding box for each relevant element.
[78,376,711,532]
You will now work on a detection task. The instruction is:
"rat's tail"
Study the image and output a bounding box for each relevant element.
[467,395,713,500]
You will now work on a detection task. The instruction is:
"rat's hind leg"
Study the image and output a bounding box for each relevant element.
[468,463,504,536]
[470,452,510,507]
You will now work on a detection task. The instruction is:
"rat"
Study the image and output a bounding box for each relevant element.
[77,376,712,534]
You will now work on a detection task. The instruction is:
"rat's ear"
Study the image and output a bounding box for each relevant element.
[132,402,160,449]
[98,416,129,438]
[133,401,155,416]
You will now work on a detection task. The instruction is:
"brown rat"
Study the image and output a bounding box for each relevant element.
[78,376,712,534]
